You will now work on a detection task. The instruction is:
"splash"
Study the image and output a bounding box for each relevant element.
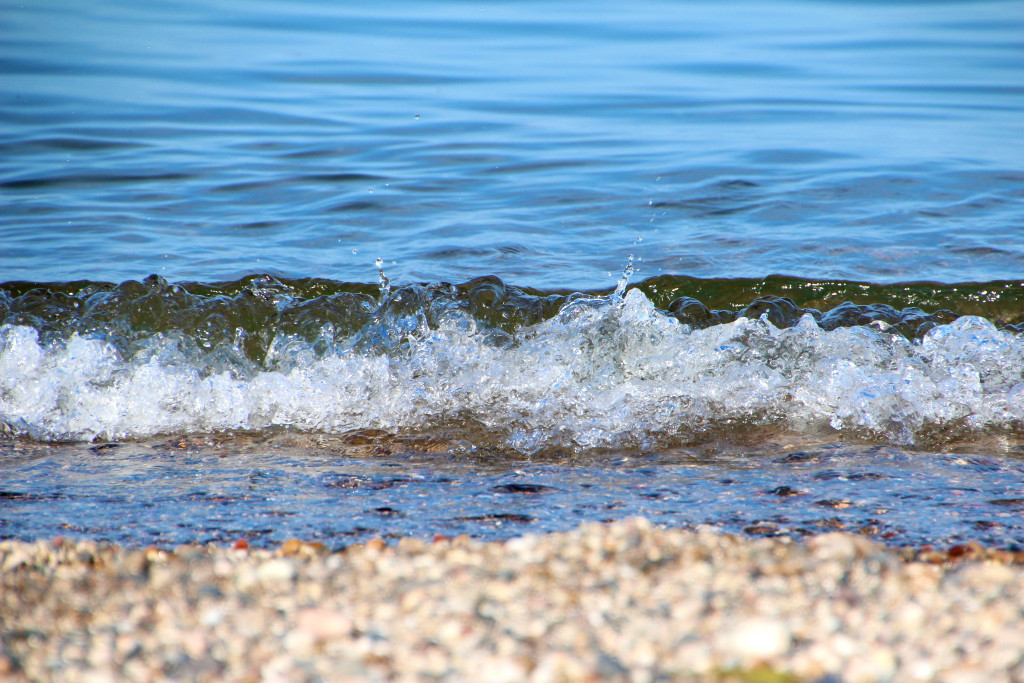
[375,257,391,305]
[610,254,634,304]
[2,283,1023,450]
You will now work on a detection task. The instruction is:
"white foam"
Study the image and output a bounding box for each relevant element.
[2,288,1023,449]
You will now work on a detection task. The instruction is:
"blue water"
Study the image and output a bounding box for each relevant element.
[3,0,1023,287]
[3,0,1024,549]
[3,437,1024,549]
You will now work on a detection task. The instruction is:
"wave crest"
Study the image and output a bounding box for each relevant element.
[3,285,1023,450]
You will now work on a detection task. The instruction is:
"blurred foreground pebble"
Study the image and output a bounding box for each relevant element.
[2,518,1023,682]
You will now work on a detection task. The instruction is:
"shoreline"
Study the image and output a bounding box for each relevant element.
[5,432,1024,552]
[3,518,1023,681]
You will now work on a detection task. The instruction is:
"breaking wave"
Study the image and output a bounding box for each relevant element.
[2,274,1023,451]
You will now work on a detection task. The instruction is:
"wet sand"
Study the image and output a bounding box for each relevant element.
[3,518,1023,682]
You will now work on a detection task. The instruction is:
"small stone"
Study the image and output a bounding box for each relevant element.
[296,608,353,640]
[283,629,317,657]
[200,606,225,628]
[256,558,296,584]
[476,654,527,683]
[1,547,31,571]
[0,654,18,676]
[123,551,149,576]
[722,618,792,662]
[808,532,859,561]
[279,538,302,556]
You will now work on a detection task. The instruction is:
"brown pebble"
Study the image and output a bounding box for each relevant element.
[280,539,302,556]
[144,547,166,563]
[948,544,968,560]
[280,539,326,557]
[0,653,17,675]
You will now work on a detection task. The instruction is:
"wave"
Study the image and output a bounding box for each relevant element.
[2,273,1024,450]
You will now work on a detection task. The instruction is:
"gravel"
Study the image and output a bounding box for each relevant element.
[2,518,1023,681]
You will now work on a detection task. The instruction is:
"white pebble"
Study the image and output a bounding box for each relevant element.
[257,559,296,584]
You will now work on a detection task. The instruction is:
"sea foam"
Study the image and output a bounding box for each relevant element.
[2,288,1023,450]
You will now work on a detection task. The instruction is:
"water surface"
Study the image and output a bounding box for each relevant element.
[3,434,1023,550]
[2,0,1023,548]
[2,0,1022,287]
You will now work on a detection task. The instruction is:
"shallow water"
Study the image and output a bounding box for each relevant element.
[2,433,1024,550]
[2,0,1024,547]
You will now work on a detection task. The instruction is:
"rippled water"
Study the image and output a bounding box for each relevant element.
[3,0,1023,287]
[2,0,1024,547]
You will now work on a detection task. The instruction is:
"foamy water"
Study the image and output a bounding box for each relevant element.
[4,287,1022,451]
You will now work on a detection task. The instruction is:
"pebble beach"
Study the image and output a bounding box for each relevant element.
[3,518,1023,682]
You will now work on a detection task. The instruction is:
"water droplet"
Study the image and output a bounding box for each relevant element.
[375,258,391,304]
[611,254,634,303]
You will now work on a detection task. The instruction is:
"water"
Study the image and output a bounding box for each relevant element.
[2,0,1024,548]
[3,437,1023,549]
[3,0,1023,287]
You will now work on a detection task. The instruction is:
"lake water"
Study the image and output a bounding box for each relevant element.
[2,0,1023,548]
